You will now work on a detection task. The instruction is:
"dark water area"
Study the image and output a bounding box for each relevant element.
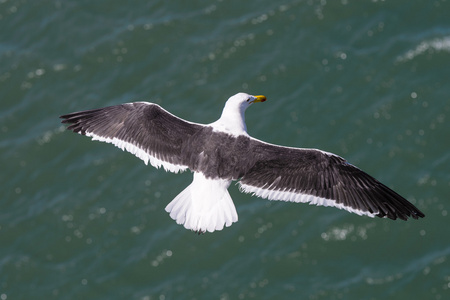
[1,0,449,299]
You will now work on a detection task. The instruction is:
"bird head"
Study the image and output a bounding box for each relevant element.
[226,93,266,112]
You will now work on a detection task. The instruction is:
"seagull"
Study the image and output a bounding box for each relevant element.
[60,93,425,233]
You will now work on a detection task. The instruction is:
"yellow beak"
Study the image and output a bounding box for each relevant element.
[251,95,267,103]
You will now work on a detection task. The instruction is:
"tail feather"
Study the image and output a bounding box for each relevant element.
[165,172,238,233]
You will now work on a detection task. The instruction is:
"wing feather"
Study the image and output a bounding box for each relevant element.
[239,138,424,220]
[60,102,204,173]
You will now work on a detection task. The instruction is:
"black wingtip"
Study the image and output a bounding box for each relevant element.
[412,210,425,219]
[59,113,75,124]
[405,204,426,220]
[376,208,425,221]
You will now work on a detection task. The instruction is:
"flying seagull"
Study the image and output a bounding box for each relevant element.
[60,93,424,233]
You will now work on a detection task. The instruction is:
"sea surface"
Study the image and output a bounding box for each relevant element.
[1,0,449,299]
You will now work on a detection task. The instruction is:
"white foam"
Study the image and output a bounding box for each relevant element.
[397,36,450,62]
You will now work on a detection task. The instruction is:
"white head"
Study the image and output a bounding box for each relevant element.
[215,93,266,135]
[224,93,267,113]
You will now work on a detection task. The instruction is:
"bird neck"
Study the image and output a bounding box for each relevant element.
[212,104,248,136]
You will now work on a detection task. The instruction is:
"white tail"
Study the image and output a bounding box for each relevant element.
[165,172,238,233]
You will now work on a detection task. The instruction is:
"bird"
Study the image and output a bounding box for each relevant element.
[60,92,425,233]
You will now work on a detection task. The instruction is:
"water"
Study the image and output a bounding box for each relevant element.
[1,0,449,299]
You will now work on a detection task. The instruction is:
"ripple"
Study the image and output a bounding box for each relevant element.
[397,36,450,62]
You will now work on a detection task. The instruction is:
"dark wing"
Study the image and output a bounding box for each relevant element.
[239,138,424,220]
[60,102,204,173]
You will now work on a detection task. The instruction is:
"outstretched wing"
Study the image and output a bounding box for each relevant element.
[239,138,424,220]
[60,102,204,173]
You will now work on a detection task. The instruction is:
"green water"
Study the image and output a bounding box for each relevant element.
[1,0,449,299]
